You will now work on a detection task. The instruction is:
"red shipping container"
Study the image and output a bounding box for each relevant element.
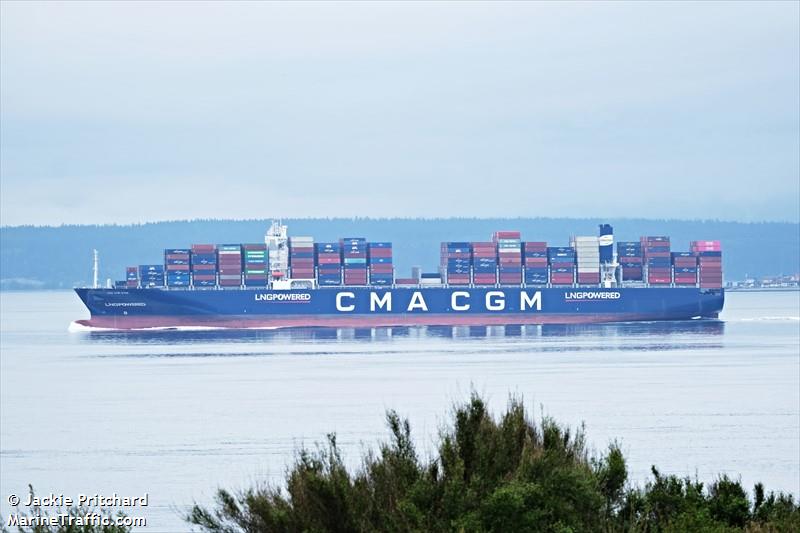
[493,231,521,240]
[620,257,643,263]
[523,241,547,250]
[126,280,139,287]
[370,265,393,274]
[395,278,418,284]
[369,249,393,258]
[166,264,190,271]
[192,244,216,251]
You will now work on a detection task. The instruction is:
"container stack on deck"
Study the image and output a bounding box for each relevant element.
[572,236,600,285]
[289,237,315,280]
[494,231,523,285]
[617,242,643,281]
[315,242,342,286]
[440,242,471,285]
[126,266,138,288]
[523,242,548,286]
[642,236,671,285]
[243,244,268,287]
[548,247,576,286]
[139,265,164,288]
[119,228,723,291]
[218,245,243,288]
[190,244,217,288]
[692,240,723,288]
[342,238,368,285]
[671,252,698,286]
[472,242,497,285]
[368,242,393,286]
[165,248,191,287]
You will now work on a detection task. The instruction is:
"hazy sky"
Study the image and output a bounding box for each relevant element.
[1,1,798,225]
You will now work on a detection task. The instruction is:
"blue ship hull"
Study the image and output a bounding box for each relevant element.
[74,287,724,330]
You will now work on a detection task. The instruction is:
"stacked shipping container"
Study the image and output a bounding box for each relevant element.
[572,236,600,285]
[692,240,723,289]
[191,244,217,288]
[316,243,342,286]
[342,238,368,285]
[472,242,497,285]
[218,245,243,287]
[523,242,548,286]
[440,242,471,285]
[642,236,671,285]
[165,248,191,287]
[289,237,315,280]
[139,265,164,288]
[368,242,393,285]
[671,252,698,286]
[494,231,523,285]
[126,266,138,288]
[547,247,575,286]
[617,242,643,281]
[122,230,722,291]
[243,244,268,287]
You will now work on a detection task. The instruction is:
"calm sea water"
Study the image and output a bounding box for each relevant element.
[1,290,798,531]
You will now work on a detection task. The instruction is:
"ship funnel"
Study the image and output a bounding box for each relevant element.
[599,224,613,264]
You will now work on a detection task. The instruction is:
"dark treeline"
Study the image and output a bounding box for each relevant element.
[187,393,798,532]
[1,218,797,289]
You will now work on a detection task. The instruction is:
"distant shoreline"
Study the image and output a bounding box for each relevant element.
[726,287,799,293]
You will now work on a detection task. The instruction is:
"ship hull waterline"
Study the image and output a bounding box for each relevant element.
[74,287,724,331]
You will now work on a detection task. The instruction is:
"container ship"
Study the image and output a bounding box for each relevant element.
[73,222,724,330]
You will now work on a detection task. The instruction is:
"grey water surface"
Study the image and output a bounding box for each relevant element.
[1,290,798,531]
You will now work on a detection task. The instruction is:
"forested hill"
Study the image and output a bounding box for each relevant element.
[1,218,797,289]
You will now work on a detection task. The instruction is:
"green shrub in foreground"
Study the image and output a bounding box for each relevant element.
[188,394,799,532]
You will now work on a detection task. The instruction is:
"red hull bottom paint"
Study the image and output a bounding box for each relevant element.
[74,313,691,331]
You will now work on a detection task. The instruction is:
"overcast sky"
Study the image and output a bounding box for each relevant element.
[1,1,798,225]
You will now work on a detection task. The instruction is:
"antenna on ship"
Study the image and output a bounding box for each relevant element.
[92,249,99,289]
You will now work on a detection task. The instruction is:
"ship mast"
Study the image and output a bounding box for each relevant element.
[92,249,99,289]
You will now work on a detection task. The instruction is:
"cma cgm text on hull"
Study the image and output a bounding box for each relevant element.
[73,221,725,330]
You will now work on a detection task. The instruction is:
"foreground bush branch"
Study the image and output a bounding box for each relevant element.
[188,393,799,532]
